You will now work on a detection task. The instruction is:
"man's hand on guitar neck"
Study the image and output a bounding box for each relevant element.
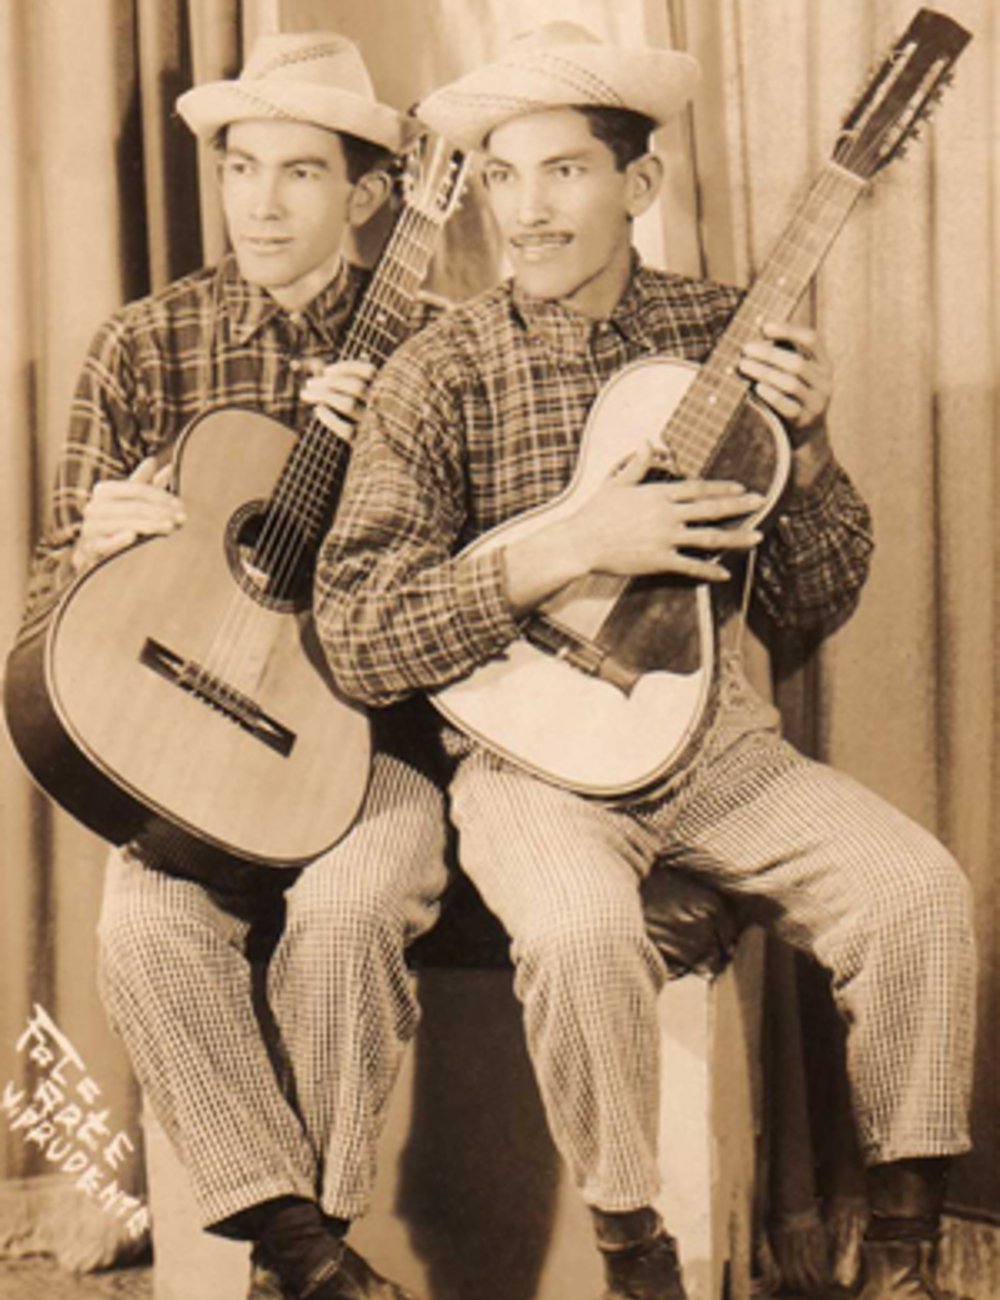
[503,443,764,617]
[71,456,184,575]
[300,358,377,437]
[739,321,835,492]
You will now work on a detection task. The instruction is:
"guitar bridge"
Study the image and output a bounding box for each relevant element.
[139,638,296,757]
[523,617,639,694]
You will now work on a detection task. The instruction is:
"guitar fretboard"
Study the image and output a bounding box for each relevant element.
[662,162,867,479]
[264,204,444,559]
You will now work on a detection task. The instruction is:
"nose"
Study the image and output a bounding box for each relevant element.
[249,168,283,220]
[516,173,551,227]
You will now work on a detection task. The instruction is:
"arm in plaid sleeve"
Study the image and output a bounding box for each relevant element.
[314,343,522,707]
[753,453,874,633]
[20,315,148,636]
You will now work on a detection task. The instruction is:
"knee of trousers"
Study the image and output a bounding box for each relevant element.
[280,868,416,964]
[97,894,225,1027]
[826,836,975,985]
[868,840,972,941]
[511,901,665,1003]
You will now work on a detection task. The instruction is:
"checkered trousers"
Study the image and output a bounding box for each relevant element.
[97,751,449,1230]
[447,675,975,1212]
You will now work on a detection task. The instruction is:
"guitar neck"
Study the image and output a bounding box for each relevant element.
[271,203,443,547]
[340,208,441,366]
[664,161,868,478]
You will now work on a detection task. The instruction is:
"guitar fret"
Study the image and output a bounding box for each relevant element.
[659,163,866,475]
[270,203,449,524]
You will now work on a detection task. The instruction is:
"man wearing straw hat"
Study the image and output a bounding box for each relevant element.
[17,32,452,1300]
[315,23,975,1300]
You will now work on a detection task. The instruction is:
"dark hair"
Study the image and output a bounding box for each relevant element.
[337,131,393,183]
[573,106,656,170]
[210,123,392,183]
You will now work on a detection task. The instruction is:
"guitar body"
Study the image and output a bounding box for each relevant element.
[5,408,370,877]
[432,358,789,796]
[4,136,470,879]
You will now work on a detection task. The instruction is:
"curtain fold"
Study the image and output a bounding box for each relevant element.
[679,2,998,1288]
[0,0,238,1247]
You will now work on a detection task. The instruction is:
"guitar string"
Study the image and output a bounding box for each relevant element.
[255,212,429,577]
[661,164,866,472]
[254,208,436,593]
[195,133,884,689]
[538,163,870,649]
[190,197,445,695]
[265,206,437,531]
[194,201,435,691]
[243,144,877,676]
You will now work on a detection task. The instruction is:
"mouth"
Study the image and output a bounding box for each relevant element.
[241,235,293,254]
[510,233,572,260]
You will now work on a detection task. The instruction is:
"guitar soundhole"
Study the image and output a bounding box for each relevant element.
[226,501,315,613]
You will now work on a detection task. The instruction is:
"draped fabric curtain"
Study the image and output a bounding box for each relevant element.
[1,0,996,1294]
[0,0,247,1242]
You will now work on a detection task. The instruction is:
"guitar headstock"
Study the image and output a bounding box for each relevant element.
[833,7,971,179]
[396,131,469,225]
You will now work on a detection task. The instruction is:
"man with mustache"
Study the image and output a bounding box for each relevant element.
[314,24,975,1300]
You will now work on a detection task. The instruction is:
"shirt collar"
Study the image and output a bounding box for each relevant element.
[216,254,366,350]
[510,251,653,360]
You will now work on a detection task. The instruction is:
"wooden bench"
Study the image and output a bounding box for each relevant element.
[142,871,760,1300]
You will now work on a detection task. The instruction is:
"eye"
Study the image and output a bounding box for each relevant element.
[551,162,584,180]
[290,165,318,182]
[482,164,513,188]
[223,156,252,179]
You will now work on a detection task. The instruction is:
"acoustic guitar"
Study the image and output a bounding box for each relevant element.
[431,8,970,797]
[4,135,467,881]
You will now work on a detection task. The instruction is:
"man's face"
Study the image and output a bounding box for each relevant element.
[219,119,354,310]
[481,108,657,318]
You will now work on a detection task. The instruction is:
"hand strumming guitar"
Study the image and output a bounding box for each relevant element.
[72,457,184,575]
[503,443,765,617]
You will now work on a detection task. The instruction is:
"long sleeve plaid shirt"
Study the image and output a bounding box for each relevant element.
[315,262,874,709]
[20,254,374,637]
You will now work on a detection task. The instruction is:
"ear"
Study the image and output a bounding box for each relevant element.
[624,153,664,219]
[346,170,393,229]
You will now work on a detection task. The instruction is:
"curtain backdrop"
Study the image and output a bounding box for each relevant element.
[1,0,996,1293]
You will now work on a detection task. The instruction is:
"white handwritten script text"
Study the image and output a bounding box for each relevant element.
[4,1003,150,1239]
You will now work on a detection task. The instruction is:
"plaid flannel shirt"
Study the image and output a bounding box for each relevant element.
[315,261,874,708]
[20,254,375,635]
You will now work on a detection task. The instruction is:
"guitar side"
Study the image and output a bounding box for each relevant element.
[4,408,370,876]
[432,358,788,795]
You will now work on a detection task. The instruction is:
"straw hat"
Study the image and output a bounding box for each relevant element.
[417,21,700,153]
[176,31,404,152]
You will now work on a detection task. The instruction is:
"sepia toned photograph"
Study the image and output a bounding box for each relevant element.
[0,2,995,1298]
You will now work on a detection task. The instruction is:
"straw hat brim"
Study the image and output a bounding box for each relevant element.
[176,80,404,152]
[418,44,700,153]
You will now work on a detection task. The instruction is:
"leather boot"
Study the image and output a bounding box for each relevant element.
[855,1159,953,1300]
[592,1207,688,1300]
[251,1199,419,1300]
[286,1243,420,1300]
[857,1233,949,1300]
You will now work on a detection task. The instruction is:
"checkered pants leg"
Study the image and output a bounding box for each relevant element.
[660,736,975,1165]
[97,752,448,1229]
[270,757,449,1220]
[449,732,974,1211]
[450,755,671,1211]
